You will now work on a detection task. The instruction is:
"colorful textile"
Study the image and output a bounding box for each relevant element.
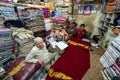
[0,49,13,59]
[46,37,91,80]
[8,62,25,76]
[68,40,90,49]
[47,68,72,79]
[5,56,42,80]
[0,28,12,34]
[0,28,14,59]
[54,16,68,23]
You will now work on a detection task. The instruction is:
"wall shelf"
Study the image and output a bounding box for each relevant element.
[98,11,120,52]
[100,35,120,80]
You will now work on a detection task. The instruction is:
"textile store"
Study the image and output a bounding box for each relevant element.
[0,0,120,80]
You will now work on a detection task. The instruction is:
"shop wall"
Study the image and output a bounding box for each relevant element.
[73,13,102,38]
[73,4,102,38]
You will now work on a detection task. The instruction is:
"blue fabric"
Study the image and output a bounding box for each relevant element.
[51,11,56,17]
[4,20,23,28]
[56,10,62,17]
[0,33,11,37]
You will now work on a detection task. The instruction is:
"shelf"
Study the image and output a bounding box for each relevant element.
[100,20,105,22]
[25,23,45,27]
[0,2,14,7]
[0,54,15,66]
[100,10,120,79]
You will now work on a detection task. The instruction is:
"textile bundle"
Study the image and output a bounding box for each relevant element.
[5,56,42,80]
[11,27,34,55]
[11,27,34,41]
[46,37,91,80]
[0,28,14,59]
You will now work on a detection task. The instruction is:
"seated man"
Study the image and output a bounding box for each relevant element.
[75,24,87,40]
[53,25,68,42]
[25,37,57,70]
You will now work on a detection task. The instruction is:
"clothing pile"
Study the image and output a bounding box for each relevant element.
[11,27,34,56]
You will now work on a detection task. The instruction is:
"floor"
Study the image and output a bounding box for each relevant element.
[82,47,105,80]
[36,47,105,80]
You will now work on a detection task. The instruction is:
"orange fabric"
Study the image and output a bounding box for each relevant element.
[112,28,119,35]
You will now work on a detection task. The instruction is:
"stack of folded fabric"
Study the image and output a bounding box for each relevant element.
[0,28,14,60]
[11,27,35,56]
[20,8,46,38]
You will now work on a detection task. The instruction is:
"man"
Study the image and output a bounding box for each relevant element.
[76,24,87,40]
[54,25,68,42]
[25,37,57,65]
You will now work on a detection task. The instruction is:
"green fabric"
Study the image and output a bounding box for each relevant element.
[113,76,120,80]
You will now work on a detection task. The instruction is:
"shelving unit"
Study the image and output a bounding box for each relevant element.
[99,11,119,50]
[100,12,118,28]
[100,34,120,80]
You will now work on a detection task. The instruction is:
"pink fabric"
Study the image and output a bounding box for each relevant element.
[54,16,68,23]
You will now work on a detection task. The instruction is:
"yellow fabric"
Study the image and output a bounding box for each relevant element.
[48,68,73,80]
[68,40,90,50]
[9,62,26,76]
[45,2,55,11]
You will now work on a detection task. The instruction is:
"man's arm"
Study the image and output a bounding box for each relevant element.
[24,47,38,63]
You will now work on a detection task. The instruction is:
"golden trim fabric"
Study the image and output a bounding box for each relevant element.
[47,68,73,80]
[68,40,90,49]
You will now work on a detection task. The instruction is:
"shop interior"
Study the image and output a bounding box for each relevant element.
[0,0,120,80]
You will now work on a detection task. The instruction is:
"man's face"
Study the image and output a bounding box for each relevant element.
[80,26,84,30]
[36,40,44,49]
[59,27,62,31]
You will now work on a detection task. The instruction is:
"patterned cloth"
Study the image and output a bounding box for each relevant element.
[0,28,14,59]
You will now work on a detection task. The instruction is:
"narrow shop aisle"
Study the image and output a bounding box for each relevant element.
[82,47,105,80]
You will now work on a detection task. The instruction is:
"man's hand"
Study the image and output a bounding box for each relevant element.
[37,59,43,64]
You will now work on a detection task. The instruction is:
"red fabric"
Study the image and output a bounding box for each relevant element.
[76,28,87,40]
[5,56,25,72]
[13,62,41,80]
[46,37,91,80]
[5,56,41,80]
[68,23,75,27]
